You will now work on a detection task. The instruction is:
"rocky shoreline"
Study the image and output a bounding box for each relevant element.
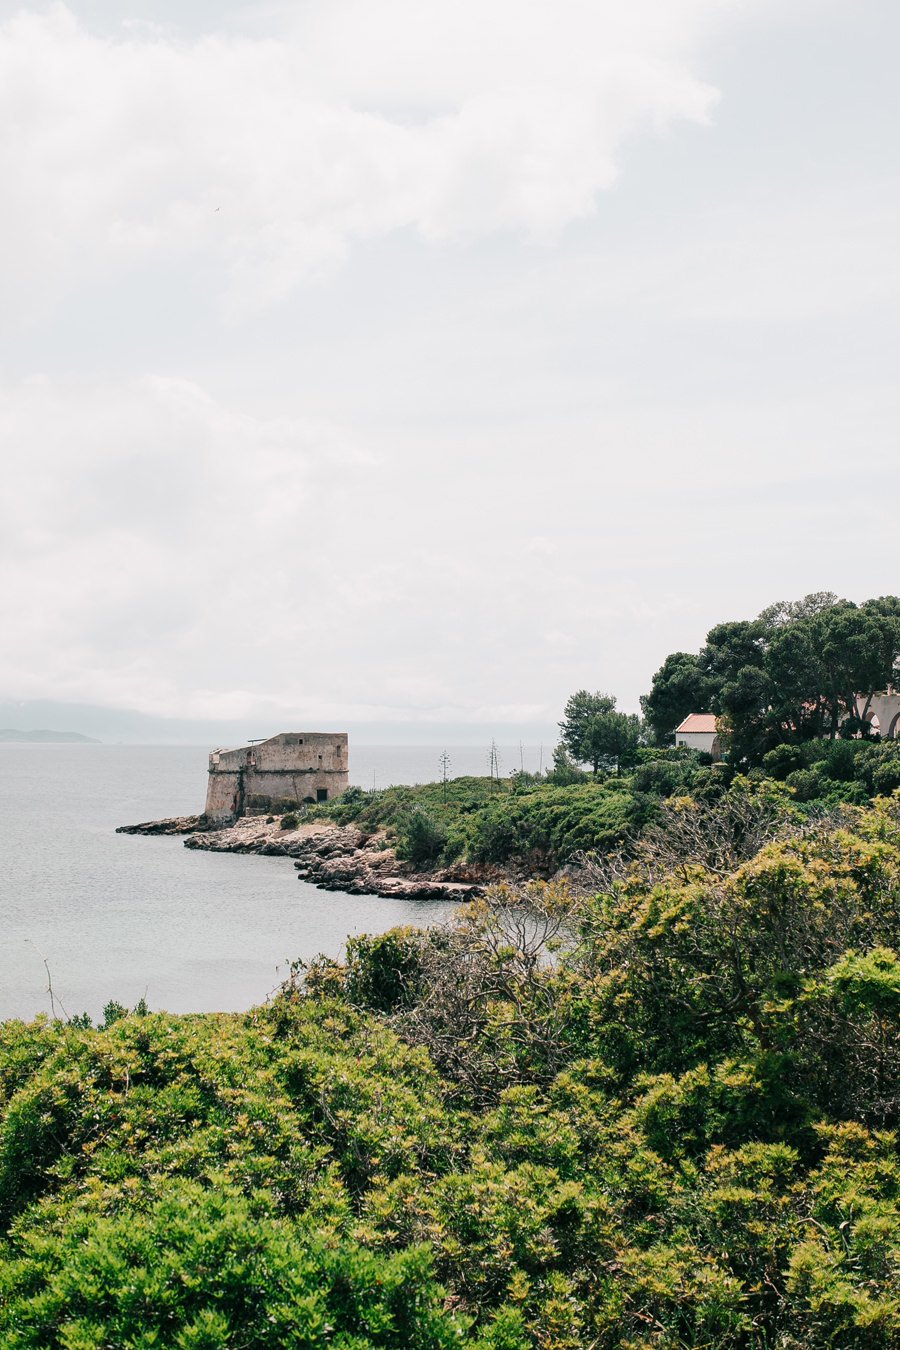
[117,815,202,836]
[117,815,484,902]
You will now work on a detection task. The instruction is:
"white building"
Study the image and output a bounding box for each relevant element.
[857,688,900,740]
[674,713,722,760]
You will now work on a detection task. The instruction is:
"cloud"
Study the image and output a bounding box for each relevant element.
[0,373,587,723]
[0,374,371,714]
[5,1,890,732]
[1,364,895,726]
[0,2,724,314]
[0,371,629,723]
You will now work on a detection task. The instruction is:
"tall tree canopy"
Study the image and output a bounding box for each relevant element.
[558,690,619,775]
[582,709,642,774]
[643,594,900,763]
[640,651,711,745]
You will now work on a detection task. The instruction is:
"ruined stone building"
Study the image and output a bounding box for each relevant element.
[204,732,349,824]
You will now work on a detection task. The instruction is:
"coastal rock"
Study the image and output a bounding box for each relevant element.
[182,818,335,857]
[117,813,484,902]
[116,815,204,835]
[284,828,483,901]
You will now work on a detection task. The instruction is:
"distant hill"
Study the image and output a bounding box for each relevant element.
[0,699,559,747]
[0,729,101,744]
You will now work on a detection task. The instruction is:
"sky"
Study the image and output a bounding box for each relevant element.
[1,0,898,743]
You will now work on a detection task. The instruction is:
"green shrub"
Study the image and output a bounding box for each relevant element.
[763,744,805,779]
[633,1056,810,1160]
[468,783,646,867]
[872,748,900,796]
[545,747,587,785]
[785,766,825,802]
[344,928,424,1013]
[0,1179,464,1348]
[395,810,448,869]
[102,1000,127,1028]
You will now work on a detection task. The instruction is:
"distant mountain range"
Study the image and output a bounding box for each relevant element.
[0,729,101,744]
[0,699,559,747]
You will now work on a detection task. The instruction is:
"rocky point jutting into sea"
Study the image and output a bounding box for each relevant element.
[118,730,486,900]
[117,814,483,901]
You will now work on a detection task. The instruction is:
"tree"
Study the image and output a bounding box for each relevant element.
[643,593,900,767]
[582,710,642,774]
[546,745,586,785]
[855,596,900,722]
[757,591,839,628]
[558,690,616,774]
[702,619,766,687]
[701,619,771,764]
[641,651,711,745]
[716,664,775,763]
[765,600,900,742]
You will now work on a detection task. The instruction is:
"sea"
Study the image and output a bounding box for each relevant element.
[0,743,547,1023]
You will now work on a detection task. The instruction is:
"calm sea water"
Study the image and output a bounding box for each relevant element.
[0,744,544,1022]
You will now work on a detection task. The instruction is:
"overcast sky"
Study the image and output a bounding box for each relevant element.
[1,0,897,740]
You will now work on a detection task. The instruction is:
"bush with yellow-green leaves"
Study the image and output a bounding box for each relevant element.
[1,793,898,1346]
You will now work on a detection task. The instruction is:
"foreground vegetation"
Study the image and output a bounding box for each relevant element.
[1,789,898,1346]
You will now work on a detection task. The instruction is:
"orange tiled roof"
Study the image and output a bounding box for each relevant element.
[675,714,718,734]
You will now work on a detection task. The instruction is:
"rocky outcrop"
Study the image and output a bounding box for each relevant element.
[117,815,205,835]
[289,828,482,900]
[119,815,482,901]
[181,816,331,856]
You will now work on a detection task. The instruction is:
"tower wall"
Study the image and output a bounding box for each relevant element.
[204,732,349,823]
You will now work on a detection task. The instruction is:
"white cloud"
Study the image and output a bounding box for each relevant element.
[0,373,592,724]
[2,1,894,732]
[0,374,371,714]
[1,364,896,726]
[0,2,725,314]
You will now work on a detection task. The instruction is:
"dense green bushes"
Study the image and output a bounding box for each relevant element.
[1,794,897,1345]
[0,1180,460,1349]
[471,781,665,867]
[314,753,725,873]
[317,743,900,877]
[395,809,449,869]
[761,737,900,806]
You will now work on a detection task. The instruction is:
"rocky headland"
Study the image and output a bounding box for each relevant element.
[117,815,483,901]
[117,816,202,835]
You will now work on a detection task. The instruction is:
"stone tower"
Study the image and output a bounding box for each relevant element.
[204,732,349,824]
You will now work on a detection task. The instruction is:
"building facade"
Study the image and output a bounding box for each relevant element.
[673,692,900,762]
[858,688,900,740]
[674,713,722,760]
[204,732,349,824]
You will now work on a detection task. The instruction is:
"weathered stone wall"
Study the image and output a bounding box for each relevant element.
[205,769,243,822]
[204,732,349,823]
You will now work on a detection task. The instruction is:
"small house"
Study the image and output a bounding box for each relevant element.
[674,714,722,760]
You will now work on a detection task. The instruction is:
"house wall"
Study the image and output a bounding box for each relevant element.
[204,732,349,823]
[858,691,900,740]
[674,730,721,758]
